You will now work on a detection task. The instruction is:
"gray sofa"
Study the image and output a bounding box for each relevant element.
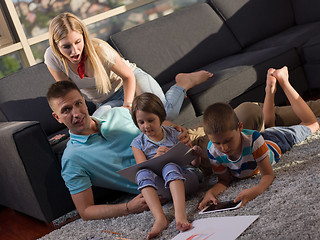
[109,0,320,126]
[1,0,320,223]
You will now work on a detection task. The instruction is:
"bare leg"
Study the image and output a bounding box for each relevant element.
[141,187,169,240]
[263,68,277,128]
[175,71,213,91]
[272,66,319,133]
[169,180,192,232]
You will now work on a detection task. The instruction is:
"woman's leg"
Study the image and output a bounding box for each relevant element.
[134,67,212,120]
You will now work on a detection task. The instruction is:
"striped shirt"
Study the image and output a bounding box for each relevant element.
[208,129,281,178]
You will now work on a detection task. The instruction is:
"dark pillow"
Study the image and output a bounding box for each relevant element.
[0,97,97,136]
[0,97,65,136]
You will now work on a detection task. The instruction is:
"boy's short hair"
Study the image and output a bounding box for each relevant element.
[131,93,166,127]
[203,102,239,135]
[46,80,81,109]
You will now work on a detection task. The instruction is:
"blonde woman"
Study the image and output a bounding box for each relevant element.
[44,12,213,120]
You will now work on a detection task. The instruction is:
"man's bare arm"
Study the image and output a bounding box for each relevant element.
[71,187,148,220]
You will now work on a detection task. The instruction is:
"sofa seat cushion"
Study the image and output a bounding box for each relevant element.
[300,33,320,63]
[244,21,320,52]
[187,47,305,115]
[109,2,241,86]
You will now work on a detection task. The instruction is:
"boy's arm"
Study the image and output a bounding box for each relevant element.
[198,170,233,210]
[234,155,274,206]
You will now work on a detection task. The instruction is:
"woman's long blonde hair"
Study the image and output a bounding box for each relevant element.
[49,12,111,94]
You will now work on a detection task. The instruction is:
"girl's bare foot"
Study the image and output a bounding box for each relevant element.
[175,215,192,232]
[175,70,213,91]
[147,217,169,240]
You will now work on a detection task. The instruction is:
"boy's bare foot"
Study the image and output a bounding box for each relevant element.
[271,66,289,87]
[266,68,277,95]
[175,70,213,91]
[147,217,169,240]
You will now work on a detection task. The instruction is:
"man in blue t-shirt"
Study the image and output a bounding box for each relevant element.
[46,80,190,220]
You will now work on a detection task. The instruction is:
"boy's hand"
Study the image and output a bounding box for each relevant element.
[234,187,259,207]
[191,145,202,167]
[198,188,218,210]
[192,145,202,156]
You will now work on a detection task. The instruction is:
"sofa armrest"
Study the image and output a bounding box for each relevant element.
[0,121,74,222]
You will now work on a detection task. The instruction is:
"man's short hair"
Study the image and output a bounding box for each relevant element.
[203,102,239,135]
[46,80,81,109]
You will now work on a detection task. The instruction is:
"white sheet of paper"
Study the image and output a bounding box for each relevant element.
[117,142,195,183]
[171,215,259,240]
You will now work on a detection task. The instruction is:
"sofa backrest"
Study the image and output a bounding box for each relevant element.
[291,0,320,25]
[208,0,295,48]
[109,2,242,86]
[0,63,65,136]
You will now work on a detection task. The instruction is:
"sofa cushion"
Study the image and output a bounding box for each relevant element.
[0,63,55,103]
[291,0,320,25]
[303,63,320,89]
[208,0,295,48]
[229,65,308,107]
[300,33,320,63]
[109,2,241,86]
[0,97,66,136]
[244,21,320,52]
[187,47,305,115]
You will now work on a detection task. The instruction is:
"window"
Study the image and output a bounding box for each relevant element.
[0,0,205,79]
[0,6,13,47]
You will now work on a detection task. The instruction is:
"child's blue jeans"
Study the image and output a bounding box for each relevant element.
[135,163,201,199]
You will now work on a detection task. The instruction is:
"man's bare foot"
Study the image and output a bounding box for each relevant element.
[175,70,213,91]
[147,218,169,240]
[266,68,277,95]
[175,215,192,232]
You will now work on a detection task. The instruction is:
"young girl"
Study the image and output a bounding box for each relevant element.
[45,12,213,120]
[130,93,203,239]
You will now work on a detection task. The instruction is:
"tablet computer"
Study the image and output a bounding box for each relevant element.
[199,200,241,214]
